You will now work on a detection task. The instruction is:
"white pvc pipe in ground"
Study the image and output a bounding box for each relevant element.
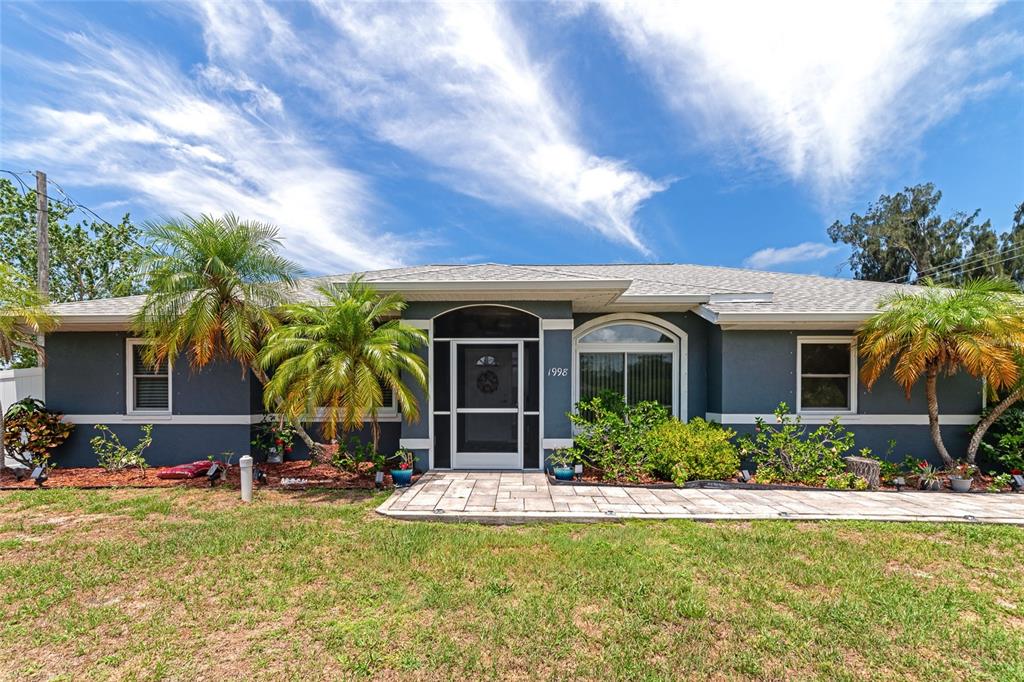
[240,455,253,503]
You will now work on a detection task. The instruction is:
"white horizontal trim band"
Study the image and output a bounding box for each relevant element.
[541,319,575,330]
[705,412,981,426]
[63,413,403,425]
[399,438,431,450]
[542,438,574,449]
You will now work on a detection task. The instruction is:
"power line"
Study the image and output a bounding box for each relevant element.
[886,241,1024,284]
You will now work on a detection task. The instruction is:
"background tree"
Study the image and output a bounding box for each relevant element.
[0,178,146,302]
[828,183,1016,285]
[0,263,54,463]
[259,277,428,456]
[1000,202,1024,285]
[133,214,317,448]
[859,278,1024,466]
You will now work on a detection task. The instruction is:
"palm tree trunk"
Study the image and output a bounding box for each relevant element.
[926,365,954,467]
[966,384,1024,464]
[250,366,321,460]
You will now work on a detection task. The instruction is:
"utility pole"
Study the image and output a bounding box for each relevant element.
[35,170,49,297]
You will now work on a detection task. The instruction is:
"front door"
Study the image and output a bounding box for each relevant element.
[453,342,521,468]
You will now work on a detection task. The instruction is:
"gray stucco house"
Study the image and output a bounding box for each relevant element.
[43,263,981,470]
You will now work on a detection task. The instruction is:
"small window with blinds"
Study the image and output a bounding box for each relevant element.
[128,340,170,413]
[378,379,397,415]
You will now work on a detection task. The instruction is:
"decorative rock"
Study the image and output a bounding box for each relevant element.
[843,456,881,489]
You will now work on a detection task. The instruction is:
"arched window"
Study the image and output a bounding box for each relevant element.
[574,320,680,415]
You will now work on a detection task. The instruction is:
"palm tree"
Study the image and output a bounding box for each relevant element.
[859,278,1024,466]
[0,263,54,463]
[258,276,428,454]
[133,214,317,447]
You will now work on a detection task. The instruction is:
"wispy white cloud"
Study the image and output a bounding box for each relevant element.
[743,242,840,269]
[1,27,403,273]
[193,0,666,253]
[597,1,1020,197]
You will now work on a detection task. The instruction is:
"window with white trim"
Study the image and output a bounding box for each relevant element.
[797,337,857,413]
[127,339,170,414]
[378,379,398,417]
[575,322,678,414]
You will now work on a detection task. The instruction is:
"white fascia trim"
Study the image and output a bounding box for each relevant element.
[614,294,710,305]
[399,438,431,450]
[542,438,574,449]
[706,412,981,426]
[372,279,633,292]
[713,311,877,323]
[693,306,719,324]
[707,292,774,303]
[542,319,575,330]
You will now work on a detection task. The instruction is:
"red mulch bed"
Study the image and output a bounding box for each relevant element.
[0,460,402,491]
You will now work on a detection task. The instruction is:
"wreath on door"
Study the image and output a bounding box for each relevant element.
[476,369,500,394]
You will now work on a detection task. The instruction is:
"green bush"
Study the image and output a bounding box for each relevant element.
[568,393,669,482]
[737,403,854,485]
[91,424,153,473]
[645,418,739,484]
[823,472,869,490]
[977,405,1024,473]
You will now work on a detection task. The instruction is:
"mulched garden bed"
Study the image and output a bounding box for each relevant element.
[547,468,1017,493]
[0,460,406,491]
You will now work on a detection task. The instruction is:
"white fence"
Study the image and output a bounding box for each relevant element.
[1,367,44,467]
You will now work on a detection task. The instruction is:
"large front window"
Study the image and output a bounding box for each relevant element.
[797,337,856,413]
[575,321,678,414]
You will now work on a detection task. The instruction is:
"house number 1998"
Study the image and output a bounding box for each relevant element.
[548,367,569,377]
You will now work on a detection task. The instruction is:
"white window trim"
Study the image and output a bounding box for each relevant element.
[126,338,172,417]
[796,335,857,415]
[572,314,687,420]
[376,382,399,418]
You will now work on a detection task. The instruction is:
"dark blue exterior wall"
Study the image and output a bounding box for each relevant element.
[57,423,251,468]
[544,329,573,440]
[713,329,982,465]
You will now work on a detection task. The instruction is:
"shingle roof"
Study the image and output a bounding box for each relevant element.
[48,263,914,324]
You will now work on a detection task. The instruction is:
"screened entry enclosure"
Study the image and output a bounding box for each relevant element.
[432,306,540,469]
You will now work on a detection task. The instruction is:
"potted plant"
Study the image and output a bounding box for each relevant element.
[251,419,295,464]
[949,460,976,493]
[390,448,415,487]
[916,461,941,490]
[549,448,575,481]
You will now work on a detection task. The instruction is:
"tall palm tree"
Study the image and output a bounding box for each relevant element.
[259,276,428,454]
[859,278,1024,465]
[0,263,54,461]
[133,214,317,447]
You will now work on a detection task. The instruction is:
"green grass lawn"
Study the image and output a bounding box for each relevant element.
[1,488,1022,681]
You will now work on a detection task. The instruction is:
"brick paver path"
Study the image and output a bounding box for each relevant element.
[377,471,1024,524]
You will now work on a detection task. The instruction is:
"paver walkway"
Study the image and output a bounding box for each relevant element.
[377,471,1024,524]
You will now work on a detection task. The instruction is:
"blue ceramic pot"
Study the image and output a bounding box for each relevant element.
[391,469,414,487]
[553,466,575,481]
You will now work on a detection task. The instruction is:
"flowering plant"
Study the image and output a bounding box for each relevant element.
[392,448,414,471]
[950,460,976,479]
[917,460,939,483]
[251,419,296,459]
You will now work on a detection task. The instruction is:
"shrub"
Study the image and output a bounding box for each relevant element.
[823,472,869,490]
[977,405,1024,473]
[250,419,296,461]
[2,398,75,468]
[91,424,152,473]
[737,402,853,485]
[645,418,739,484]
[568,394,669,482]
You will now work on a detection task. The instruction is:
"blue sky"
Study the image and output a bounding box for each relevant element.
[2,1,1022,276]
